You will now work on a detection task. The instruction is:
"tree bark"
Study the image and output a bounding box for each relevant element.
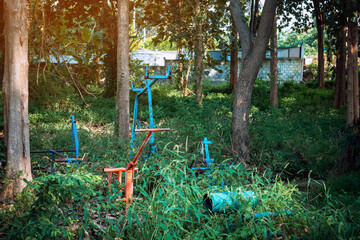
[0,0,4,83]
[313,0,325,88]
[178,0,185,94]
[250,0,259,42]
[346,1,359,127]
[178,39,185,92]
[195,0,203,104]
[230,0,277,161]
[115,0,130,138]
[230,18,238,91]
[333,25,346,109]
[2,0,32,201]
[270,15,278,108]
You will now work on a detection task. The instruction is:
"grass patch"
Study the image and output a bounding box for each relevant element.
[1,80,359,239]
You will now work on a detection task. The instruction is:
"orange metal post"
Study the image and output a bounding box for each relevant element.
[103,128,170,209]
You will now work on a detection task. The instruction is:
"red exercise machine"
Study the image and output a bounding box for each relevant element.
[104,128,170,209]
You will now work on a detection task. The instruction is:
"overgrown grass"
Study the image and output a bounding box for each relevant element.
[1,80,359,239]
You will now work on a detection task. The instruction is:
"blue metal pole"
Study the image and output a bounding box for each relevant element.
[50,150,55,174]
[146,78,155,154]
[137,78,161,97]
[131,96,139,154]
[72,115,79,158]
[130,66,172,157]
[203,137,214,168]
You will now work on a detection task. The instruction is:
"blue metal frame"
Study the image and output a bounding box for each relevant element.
[30,115,81,174]
[130,66,172,156]
[71,115,79,158]
[191,137,215,171]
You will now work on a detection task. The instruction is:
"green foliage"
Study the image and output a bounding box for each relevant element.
[278,29,318,57]
[250,80,344,179]
[28,72,75,109]
[1,171,103,239]
[142,37,178,51]
[102,48,117,98]
[1,80,358,239]
[203,79,232,95]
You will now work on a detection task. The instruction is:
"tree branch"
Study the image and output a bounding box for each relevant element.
[229,0,251,57]
[252,0,277,59]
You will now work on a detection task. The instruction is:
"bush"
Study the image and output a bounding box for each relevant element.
[1,171,103,239]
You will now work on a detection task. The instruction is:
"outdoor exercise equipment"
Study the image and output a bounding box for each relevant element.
[31,115,83,174]
[130,66,172,157]
[191,137,215,172]
[104,128,170,210]
[203,191,291,236]
[203,191,257,213]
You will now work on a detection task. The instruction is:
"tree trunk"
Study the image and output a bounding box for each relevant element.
[178,40,184,91]
[178,0,185,94]
[250,0,259,41]
[195,0,203,104]
[230,18,238,91]
[2,0,32,201]
[313,0,325,88]
[333,25,346,109]
[0,0,4,83]
[270,15,278,108]
[115,0,130,138]
[346,1,359,127]
[230,0,277,161]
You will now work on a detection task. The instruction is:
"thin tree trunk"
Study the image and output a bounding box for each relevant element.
[178,0,184,93]
[270,15,278,107]
[0,0,4,83]
[178,39,184,92]
[313,0,325,88]
[2,0,32,201]
[346,1,359,127]
[230,18,238,91]
[250,0,259,41]
[36,0,45,85]
[195,0,203,104]
[115,0,130,138]
[250,0,254,37]
[333,25,346,109]
[96,57,102,86]
[184,58,192,96]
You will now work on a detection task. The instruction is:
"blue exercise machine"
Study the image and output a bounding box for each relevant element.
[31,115,83,174]
[191,137,215,171]
[130,66,172,157]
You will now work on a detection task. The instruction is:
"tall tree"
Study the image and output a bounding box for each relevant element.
[178,0,186,94]
[333,25,346,109]
[322,0,347,109]
[0,0,4,83]
[195,0,203,104]
[313,0,325,88]
[230,18,238,91]
[270,15,278,108]
[229,0,277,161]
[346,0,359,127]
[115,0,130,138]
[2,0,32,201]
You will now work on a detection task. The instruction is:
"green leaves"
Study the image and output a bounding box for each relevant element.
[81,28,92,42]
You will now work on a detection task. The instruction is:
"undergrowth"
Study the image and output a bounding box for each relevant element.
[1,80,359,239]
